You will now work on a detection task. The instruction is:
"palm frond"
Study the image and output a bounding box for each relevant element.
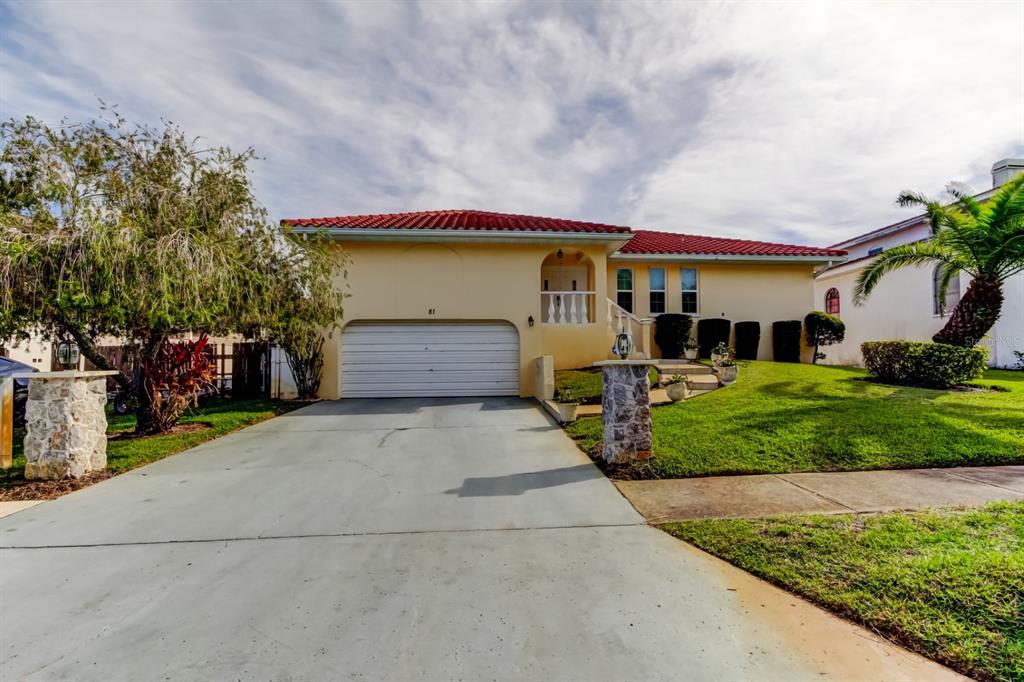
[946,182,983,218]
[853,241,974,304]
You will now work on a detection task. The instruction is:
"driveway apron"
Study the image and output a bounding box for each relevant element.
[0,398,959,680]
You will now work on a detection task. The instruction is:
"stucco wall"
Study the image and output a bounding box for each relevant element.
[817,261,1024,368]
[606,260,818,361]
[321,240,616,399]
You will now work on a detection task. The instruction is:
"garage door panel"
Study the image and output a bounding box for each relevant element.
[341,322,520,398]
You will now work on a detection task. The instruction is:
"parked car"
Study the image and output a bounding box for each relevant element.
[0,356,37,427]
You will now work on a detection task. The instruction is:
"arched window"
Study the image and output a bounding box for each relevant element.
[824,287,840,316]
[933,265,961,315]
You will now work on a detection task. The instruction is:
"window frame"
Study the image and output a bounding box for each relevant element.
[933,265,961,317]
[825,287,840,316]
[615,268,634,314]
[648,267,666,315]
[680,267,699,315]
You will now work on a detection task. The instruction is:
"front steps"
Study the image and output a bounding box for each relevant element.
[654,360,722,401]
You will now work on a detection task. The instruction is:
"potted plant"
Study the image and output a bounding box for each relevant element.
[664,374,689,402]
[715,355,739,385]
[554,387,580,423]
[683,338,699,361]
[710,341,730,366]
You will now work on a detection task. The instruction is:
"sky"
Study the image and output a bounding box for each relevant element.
[1,1,1022,247]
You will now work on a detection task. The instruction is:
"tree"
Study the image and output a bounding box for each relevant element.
[653,313,693,359]
[804,311,845,364]
[854,175,1024,347]
[0,110,346,433]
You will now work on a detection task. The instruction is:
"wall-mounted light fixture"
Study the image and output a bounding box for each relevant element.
[556,248,564,260]
[528,315,535,327]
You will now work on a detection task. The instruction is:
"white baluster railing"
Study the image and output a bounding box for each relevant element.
[605,298,650,358]
[540,292,595,324]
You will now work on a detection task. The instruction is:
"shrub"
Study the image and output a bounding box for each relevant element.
[861,341,988,388]
[772,320,802,362]
[805,311,846,364]
[734,321,760,360]
[697,318,731,358]
[654,314,694,359]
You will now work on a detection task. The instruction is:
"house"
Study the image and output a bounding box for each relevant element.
[283,210,846,399]
[814,158,1024,368]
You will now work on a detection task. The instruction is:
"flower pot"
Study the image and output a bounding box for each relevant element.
[665,382,689,402]
[557,402,579,423]
[716,365,738,385]
[683,349,698,361]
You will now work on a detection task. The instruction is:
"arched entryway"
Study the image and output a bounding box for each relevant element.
[540,249,595,323]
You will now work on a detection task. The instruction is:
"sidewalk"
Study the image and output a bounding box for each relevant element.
[616,465,1024,523]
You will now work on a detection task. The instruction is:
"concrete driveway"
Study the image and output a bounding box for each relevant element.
[1,398,958,681]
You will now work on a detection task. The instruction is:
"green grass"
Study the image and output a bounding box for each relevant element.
[555,366,659,404]
[2,397,305,488]
[664,502,1024,681]
[565,361,1024,477]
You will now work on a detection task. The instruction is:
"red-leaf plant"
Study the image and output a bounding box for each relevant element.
[138,335,217,433]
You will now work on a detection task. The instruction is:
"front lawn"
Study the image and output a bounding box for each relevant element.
[2,397,304,498]
[565,361,1024,478]
[554,366,659,404]
[664,502,1024,682]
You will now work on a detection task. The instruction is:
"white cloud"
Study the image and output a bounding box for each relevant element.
[1,0,1021,245]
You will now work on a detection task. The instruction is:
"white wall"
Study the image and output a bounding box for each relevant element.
[815,221,1023,368]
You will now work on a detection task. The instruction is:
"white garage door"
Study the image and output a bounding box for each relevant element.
[341,322,520,398]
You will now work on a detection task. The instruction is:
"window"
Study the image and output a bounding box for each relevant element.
[868,246,883,256]
[616,268,633,313]
[933,265,961,315]
[825,287,840,316]
[649,268,666,314]
[681,268,698,314]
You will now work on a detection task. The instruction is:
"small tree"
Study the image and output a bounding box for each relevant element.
[0,110,345,433]
[805,311,845,364]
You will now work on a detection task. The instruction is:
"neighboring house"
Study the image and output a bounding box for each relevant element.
[284,210,847,399]
[814,158,1024,368]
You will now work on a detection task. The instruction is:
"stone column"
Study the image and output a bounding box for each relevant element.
[14,371,118,480]
[594,360,653,464]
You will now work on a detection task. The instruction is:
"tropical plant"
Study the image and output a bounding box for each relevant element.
[854,175,1024,347]
[139,336,218,432]
[0,110,346,433]
[804,311,845,364]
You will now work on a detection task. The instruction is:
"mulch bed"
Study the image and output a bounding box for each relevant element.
[0,421,213,502]
[0,471,113,502]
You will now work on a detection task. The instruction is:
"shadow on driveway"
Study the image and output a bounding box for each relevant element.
[445,464,599,497]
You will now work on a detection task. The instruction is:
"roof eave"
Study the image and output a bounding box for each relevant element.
[609,252,847,265]
[287,225,633,247]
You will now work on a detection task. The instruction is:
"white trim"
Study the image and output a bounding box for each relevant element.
[609,252,844,264]
[681,266,699,316]
[615,267,634,314]
[649,267,666,315]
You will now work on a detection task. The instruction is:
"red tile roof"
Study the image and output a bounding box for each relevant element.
[284,209,632,234]
[283,209,845,258]
[620,230,847,258]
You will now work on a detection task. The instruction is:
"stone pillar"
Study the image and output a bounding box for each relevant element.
[594,361,653,464]
[14,371,117,480]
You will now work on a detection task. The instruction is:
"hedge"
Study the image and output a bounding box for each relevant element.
[697,318,731,358]
[772,320,802,362]
[654,314,694,359]
[861,341,988,388]
[734,321,760,360]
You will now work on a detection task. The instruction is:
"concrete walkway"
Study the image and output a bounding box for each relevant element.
[0,398,959,680]
[617,465,1024,523]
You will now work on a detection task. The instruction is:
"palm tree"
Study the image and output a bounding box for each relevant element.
[854,173,1024,347]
